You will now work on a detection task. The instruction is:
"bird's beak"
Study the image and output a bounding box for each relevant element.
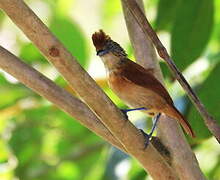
[96,49,109,56]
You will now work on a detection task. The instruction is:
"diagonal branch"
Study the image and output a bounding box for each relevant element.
[0,45,125,152]
[121,1,206,179]
[123,0,220,144]
[0,0,178,178]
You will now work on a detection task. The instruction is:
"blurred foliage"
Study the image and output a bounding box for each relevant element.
[189,62,220,139]
[171,0,214,70]
[50,16,89,68]
[155,0,182,31]
[0,0,219,180]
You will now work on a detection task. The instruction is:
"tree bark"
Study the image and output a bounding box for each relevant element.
[121,0,206,179]
[123,0,220,144]
[0,0,178,179]
[0,45,125,152]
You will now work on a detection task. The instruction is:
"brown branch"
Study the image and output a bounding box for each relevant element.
[121,0,163,81]
[123,0,220,144]
[0,45,125,152]
[0,0,178,178]
[121,0,206,179]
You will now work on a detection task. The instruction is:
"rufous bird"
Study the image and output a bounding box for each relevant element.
[92,30,195,145]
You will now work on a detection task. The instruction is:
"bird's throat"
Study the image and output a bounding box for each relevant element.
[100,53,122,72]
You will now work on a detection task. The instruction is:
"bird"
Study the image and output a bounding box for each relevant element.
[91,30,195,146]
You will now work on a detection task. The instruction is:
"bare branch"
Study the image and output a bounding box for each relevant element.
[0,0,178,178]
[0,45,125,152]
[121,0,206,179]
[123,0,220,144]
[121,0,163,81]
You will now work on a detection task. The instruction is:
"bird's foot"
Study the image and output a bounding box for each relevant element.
[139,113,161,149]
[120,107,147,119]
[120,109,129,119]
[139,129,153,149]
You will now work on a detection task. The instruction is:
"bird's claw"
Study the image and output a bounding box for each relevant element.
[120,109,129,119]
[139,129,153,149]
[139,113,161,149]
[120,108,158,148]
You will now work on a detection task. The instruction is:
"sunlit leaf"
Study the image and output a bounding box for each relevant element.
[128,159,147,180]
[188,62,220,139]
[0,73,10,85]
[0,11,5,26]
[0,84,31,108]
[19,43,47,64]
[171,0,214,70]
[101,0,121,27]
[50,16,89,68]
[155,0,182,31]
[57,161,80,180]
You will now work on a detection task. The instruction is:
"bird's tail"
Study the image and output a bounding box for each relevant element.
[163,106,195,138]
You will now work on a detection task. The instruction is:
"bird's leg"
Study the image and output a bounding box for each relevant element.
[121,107,147,113]
[140,113,161,149]
[120,107,146,119]
[149,113,161,138]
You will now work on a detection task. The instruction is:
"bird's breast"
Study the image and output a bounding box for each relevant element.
[108,72,127,92]
[108,72,132,96]
[108,71,149,107]
[108,71,168,111]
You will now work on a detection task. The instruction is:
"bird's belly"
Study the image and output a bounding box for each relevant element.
[108,75,166,112]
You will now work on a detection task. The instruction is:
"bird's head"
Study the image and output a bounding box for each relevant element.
[92,30,127,58]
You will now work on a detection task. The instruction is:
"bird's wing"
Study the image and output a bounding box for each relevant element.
[120,59,174,105]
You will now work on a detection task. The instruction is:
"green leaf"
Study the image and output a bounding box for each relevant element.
[54,75,68,87]
[188,62,220,139]
[171,0,214,70]
[101,0,121,27]
[0,11,5,26]
[0,73,10,85]
[128,159,147,180]
[210,0,220,48]
[0,84,31,108]
[9,121,43,168]
[19,43,47,64]
[50,16,89,68]
[155,0,183,31]
[159,62,172,79]
[57,162,80,180]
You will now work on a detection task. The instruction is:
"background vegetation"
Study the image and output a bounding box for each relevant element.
[0,0,219,179]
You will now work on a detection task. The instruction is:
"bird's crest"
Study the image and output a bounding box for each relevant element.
[92,30,110,51]
[92,30,127,57]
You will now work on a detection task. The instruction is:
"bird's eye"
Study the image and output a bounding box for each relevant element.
[97,49,109,56]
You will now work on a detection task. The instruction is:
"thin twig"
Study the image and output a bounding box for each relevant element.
[124,0,220,143]
[121,1,206,179]
[0,0,178,178]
